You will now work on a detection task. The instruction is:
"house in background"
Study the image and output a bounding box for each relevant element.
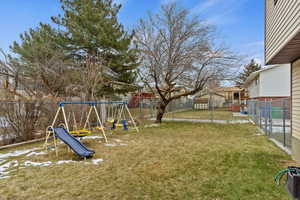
[265,0,300,161]
[244,64,291,100]
[215,87,247,112]
[216,87,243,105]
[193,92,226,110]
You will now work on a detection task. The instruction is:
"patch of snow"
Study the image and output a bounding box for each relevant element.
[91,159,104,165]
[104,143,117,147]
[0,161,14,171]
[24,161,52,167]
[0,147,41,159]
[119,143,128,146]
[26,151,47,157]
[56,160,76,165]
[83,136,103,140]
[0,175,10,179]
[0,160,18,179]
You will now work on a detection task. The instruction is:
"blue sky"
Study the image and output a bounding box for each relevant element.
[0,0,264,65]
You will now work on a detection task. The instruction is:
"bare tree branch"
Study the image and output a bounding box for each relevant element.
[134,3,239,123]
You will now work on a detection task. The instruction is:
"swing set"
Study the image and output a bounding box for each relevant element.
[44,101,139,157]
[45,101,138,143]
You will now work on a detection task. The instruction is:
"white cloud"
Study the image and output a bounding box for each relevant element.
[191,0,249,26]
[190,0,223,15]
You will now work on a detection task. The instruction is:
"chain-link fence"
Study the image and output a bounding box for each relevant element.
[129,95,248,122]
[127,96,194,120]
[0,97,248,146]
[248,98,291,149]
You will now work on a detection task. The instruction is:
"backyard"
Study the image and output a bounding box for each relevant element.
[0,122,291,200]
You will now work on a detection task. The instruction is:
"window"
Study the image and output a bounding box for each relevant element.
[274,0,278,6]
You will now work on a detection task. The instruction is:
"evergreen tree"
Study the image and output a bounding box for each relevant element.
[235,59,262,87]
[51,0,139,96]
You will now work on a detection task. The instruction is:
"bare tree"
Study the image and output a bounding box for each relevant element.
[135,3,238,123]
[0,50,36,99]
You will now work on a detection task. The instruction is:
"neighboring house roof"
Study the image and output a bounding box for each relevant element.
[195,92,225,99]
[243,65,280,87]
[216,87,243,92]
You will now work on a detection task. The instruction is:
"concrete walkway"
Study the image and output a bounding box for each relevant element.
[153,118,250,124]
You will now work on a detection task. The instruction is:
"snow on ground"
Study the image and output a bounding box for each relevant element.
[0,147,42,159]
[56,160,76,165]
[0,134,111,179]
[0,158,105,179]
[83,136,103,140]
[24,161,52,167]
[91,159,104,165]
[26,151,47,157]
[0,160,18,179]
[104,143,117,147]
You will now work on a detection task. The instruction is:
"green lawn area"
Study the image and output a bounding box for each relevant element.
[164,109,248,120]
[0,122,291,200]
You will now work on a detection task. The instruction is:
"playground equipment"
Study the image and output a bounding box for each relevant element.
[44,101,138,157]
[50,102,108,140]
[106,102,139,132]
[53,127,94,158]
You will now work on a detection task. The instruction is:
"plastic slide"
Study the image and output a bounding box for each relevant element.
[53,127,95,158]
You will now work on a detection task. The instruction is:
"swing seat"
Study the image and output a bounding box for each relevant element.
[95,126,104,130]
[69,130,91,137]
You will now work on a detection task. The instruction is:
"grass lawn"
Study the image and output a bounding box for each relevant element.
[164,109,248,120]
[0,122,292,200]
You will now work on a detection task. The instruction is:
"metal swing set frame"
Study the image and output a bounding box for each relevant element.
[44,101,138,152]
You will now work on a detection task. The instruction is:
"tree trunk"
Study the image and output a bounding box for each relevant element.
[155,101,168,123]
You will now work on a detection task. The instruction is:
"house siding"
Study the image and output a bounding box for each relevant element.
[259,64,291,97]
[246,65,290,99]
[265,0,300,63]
[292,58,300,160]
[247,77,260,98]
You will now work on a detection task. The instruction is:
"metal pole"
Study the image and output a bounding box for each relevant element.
[93,105,108,143]
[259,101,262,128]
[125,104,139,132]
[83,106,93,130]
[269,100,273,136]
[264,99,267,134]
[283,99,286,147]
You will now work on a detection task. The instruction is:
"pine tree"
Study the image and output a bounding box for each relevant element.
[51,0,139,96]
[235,59,262,87]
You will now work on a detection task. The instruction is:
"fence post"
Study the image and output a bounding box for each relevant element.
[264,100,268,134]
[269,100,273,136]
[259,101,262,128]
[283,99,286,147]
